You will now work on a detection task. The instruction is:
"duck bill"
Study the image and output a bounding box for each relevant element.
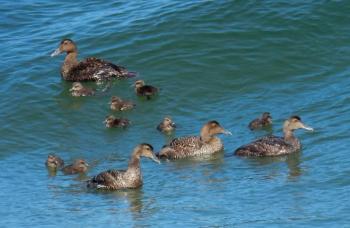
[301,123,314,131]
[171,123,176,128]
[51,48,62,57]
[151,155,161,164]
[221,129,232,135]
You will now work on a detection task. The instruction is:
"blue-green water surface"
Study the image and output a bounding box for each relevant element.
[1,0,350,227]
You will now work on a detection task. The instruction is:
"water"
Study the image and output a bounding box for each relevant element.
[1,0,350,226]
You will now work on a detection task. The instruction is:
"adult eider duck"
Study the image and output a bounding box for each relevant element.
[62,159,89,175]
[104,115,130,128]
[51,39,136,81]
[158,120,231,160]
[134,80,158,99]
[235,116,313,157]
[87,143,160,190]
[157,117,176,134]
[45,154,64,170]
[69,82,95,96]
[248,112,272,130]
[109,96,135,111]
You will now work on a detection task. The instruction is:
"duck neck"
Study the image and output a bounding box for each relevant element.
[200,129,212,143]
[127,149,141,173]
[283,129,295,141]
[62,51,79,76]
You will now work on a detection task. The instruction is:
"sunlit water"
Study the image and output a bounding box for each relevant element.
[1,0,350,227]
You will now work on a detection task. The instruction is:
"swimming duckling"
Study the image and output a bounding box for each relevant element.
[45,154,64,170]
[157,117,176,134]
[134,80,158,99]
[62,159,89,175]
[87,143,160,190]
[69,82,95,97]
[235,116,313,157]
[158,120,231,160]
[248,112,272,130]
[109,96,135,111]
[51,39,136,81]
[104,115,130,128]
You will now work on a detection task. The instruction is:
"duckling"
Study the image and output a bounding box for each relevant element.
[62,159,89,175]
[69,82,95,97]
[248,112,272,130]
[109,96,135,111]
[45,154,64,170]
[51,39,136,81]
[157,117,176,134]
[104,115,130,128]
[235,116,313,157]
[158,120,231,160]
[87,143,160,190]
[134,80,158,100]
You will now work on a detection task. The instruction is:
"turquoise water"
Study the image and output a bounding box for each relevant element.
[1,0,350,226]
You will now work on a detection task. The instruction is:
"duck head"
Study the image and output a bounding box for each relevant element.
[283,116,314,133]
[200,120,232,142]
[262,112,273,124]
[51,39,77,57]
[134,80,145,89]
[138,143,160,164]
[162,117,176,128]
[109,96,123,104]
[46,154,63,169]
[72,159,89,173]
[69,82,84,92]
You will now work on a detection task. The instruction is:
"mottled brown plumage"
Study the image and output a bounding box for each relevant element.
[62,159,89,175]
[51,39,136,81]
[104,115,130,128]
[45,154,64,170]
[157,117,176,134]
[109,96,135,111]
[69,82,95,96]
[87,143,160,190]
[248,112,272,130]
[158,120,232,160]
[235,116,313,157]
[134,80,158,99]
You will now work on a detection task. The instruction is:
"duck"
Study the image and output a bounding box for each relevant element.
[235,116,313,157]
[45,154,64,170]
[134,80,158,99]
[248,112,272,130]
[87,143,160,190]
[62,159,89,175]
[69,82,95,96]
[157,117,176,134]
[157,120,231,160]
[51,39,136,81]
[109,96,135,111]
[104,115,130,128]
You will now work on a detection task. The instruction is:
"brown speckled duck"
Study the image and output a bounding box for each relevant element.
[45,154,64,170]
[104,115,130,128]
[158,120,231,160]
[62,159,89,175]
[248,112,272,130]
[69,82,95,97]
[134,80,158,99]
[109,96,135,111]
[51,39,136,81]
[157,117,176,134]
[87,143,160,190]
[235,116,313,157]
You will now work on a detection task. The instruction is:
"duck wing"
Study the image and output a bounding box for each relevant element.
[158,136,202,159]
[66,58,135,81]
[234,135,293,157]
[87,169,125,190]
[138,86,158,96]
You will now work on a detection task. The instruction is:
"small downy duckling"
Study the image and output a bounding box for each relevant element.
[104,115,130,128]
[62,159,89,175]
[45,154,64,170]
[248,112,272,130]
[235,116,313,157]
[109,96,135,111]
[69,82,95,97]
[158,120,232,160]
[134,80,158,100]
[51,39,136,81]
[157,117,176,134]
[87,143,160,190]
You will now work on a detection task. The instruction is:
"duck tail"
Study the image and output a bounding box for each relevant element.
[125,71,137,78]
